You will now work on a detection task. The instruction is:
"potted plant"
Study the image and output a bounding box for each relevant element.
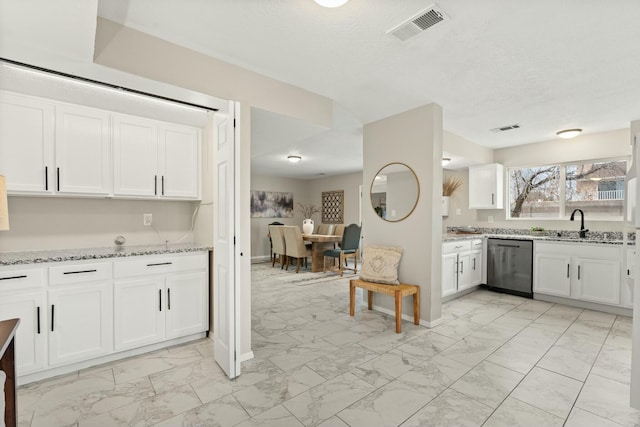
[442,176,463,216]
[297,202,321,234]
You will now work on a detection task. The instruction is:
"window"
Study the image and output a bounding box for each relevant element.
[508,158,628,220]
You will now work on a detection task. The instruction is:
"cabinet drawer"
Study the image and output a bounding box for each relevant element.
[49,262,112,285]
[114,253,207,279]
[443,241,471,254]
[471,239,483,250]
[0,266,46,291]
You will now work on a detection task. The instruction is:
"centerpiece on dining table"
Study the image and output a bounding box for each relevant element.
[297,202,321,234]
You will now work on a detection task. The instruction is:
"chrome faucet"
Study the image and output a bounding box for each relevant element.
[570,209,589,238]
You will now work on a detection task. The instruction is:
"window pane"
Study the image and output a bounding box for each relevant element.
[509,166,560,218]
[565,160,627,218]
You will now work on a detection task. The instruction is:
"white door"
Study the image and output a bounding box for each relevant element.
[470,249,482,287]
[457,252,472,291]
[160,123,201,199]
[213,103,239,378]
[0,292,47,375]
[441,253,458,297]
[0,91,54,194]
[574,257,621,305]
[113,114,159,197]
[533,252,571,297]
[48,283,113,366]
[114,277,165,351]
[165,271,208,338]
[55,104,111,195]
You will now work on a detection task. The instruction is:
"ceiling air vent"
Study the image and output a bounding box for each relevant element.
[387,4,448,42]
[491,124,521,133]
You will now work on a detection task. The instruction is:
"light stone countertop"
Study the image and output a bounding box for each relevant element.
[443,233,628,245]
[0,243,212,266]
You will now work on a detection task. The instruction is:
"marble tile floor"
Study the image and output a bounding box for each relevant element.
[17,262,640,426]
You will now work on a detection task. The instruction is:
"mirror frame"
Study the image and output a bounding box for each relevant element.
[370,162,420,222]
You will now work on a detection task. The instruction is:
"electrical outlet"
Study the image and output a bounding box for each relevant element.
[488,215,494,223]
[143,213,152,226]
[455,208,462,216]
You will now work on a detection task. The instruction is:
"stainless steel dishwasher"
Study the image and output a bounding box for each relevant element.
[486,238,533,298]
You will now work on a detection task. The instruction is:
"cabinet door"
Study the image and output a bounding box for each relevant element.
[165,271,208,338]
[0,292,47,375]
[159,124,201,199]
[113,114,159,197]
[55,104,111,195]
[534,252,571,297]
[457,252,472,291]
[0,92,54,194]
[470,249,482,287]
[442,253,458,297]
[468,164,503,209]
[114,277,165,351]
[575,257,621,305]
[48,283,113,366]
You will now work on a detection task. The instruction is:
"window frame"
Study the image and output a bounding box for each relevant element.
[506,156,630,221]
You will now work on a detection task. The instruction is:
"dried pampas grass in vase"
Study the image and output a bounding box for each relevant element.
[443,176,463,197]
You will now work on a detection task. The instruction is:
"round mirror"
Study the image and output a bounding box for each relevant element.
[370,162,420,222]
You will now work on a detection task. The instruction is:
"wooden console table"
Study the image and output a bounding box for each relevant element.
[0,318,19,427]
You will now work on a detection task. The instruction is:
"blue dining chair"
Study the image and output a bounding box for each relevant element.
[322,223,361,276]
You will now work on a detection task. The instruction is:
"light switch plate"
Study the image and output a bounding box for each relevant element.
[143,213,152,226]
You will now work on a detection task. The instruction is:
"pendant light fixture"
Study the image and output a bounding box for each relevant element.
[314,0,349,8]
[288,155,302,163]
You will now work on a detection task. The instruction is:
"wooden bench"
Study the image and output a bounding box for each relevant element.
[349,279,420,333]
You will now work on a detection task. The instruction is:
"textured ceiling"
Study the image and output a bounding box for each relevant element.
[2,1,640,178]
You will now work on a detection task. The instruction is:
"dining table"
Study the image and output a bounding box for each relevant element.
[302,233,342,272]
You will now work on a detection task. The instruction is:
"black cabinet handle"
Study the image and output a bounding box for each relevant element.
[51,305,55,332]
[473,258,476,270]
[578,265,581,280]
[567,264,570,278]
[497,244,520,248]
[0,275,27,281]
[56,167,60,191]
[154,175,157,195]
[168,288,171,310]
[492,193,495,205]
[460,261,464,274]
[45,166,48,190]
[37,306,41,334]
[63,269,97,275]
[147,262,172,267]
[162,176,165,196]
[159,289,162,312]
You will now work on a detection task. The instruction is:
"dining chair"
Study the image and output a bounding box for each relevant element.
[268,221,284,263]
[332,224,345,251]
[316,224,334,235]
[282,226,311,273]
[268,225,286,269]
[323,223,361,276]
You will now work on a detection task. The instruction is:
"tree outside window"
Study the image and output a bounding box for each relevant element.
[509,158,628,219]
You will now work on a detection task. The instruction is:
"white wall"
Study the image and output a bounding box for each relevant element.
[363,104,442,324]
[443,128,632,232]
[1,197,197,252]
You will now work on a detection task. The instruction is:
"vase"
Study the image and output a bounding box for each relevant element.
[302,219,314,234]
[442,196,450,217]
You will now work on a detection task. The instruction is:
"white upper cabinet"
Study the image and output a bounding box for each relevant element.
[160,124,201,199]
[468,163,504,209]
[55,104,111,196]
[0,91,54,194]
[113,114,159,197]
[113,114,201,200]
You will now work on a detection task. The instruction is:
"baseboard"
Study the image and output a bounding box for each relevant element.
[534,293,633,317]
[251,256,271,264]
[371,304,443,329]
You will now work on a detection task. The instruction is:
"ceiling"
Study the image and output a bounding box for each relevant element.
[3,1,640,178]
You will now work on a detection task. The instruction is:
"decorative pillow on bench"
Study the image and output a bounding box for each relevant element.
[359,245,403,285]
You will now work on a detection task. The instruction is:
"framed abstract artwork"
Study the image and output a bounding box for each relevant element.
[250,190,294,218]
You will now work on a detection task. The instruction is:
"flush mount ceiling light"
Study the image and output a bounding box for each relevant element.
[556,128,582,139]
[442,157,451,166]
[287,155,302,163]
[314,0,349,7]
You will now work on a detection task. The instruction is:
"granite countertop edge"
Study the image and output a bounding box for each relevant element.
[443,233,630,245]
[0,243,213,266]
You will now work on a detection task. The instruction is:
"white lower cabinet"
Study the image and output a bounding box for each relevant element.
[0,265,48,376]
[534,241,622,306]
[0,251,208,383]
[48,282,113,366]
[114,253,208,351]
[442,239,483,298]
